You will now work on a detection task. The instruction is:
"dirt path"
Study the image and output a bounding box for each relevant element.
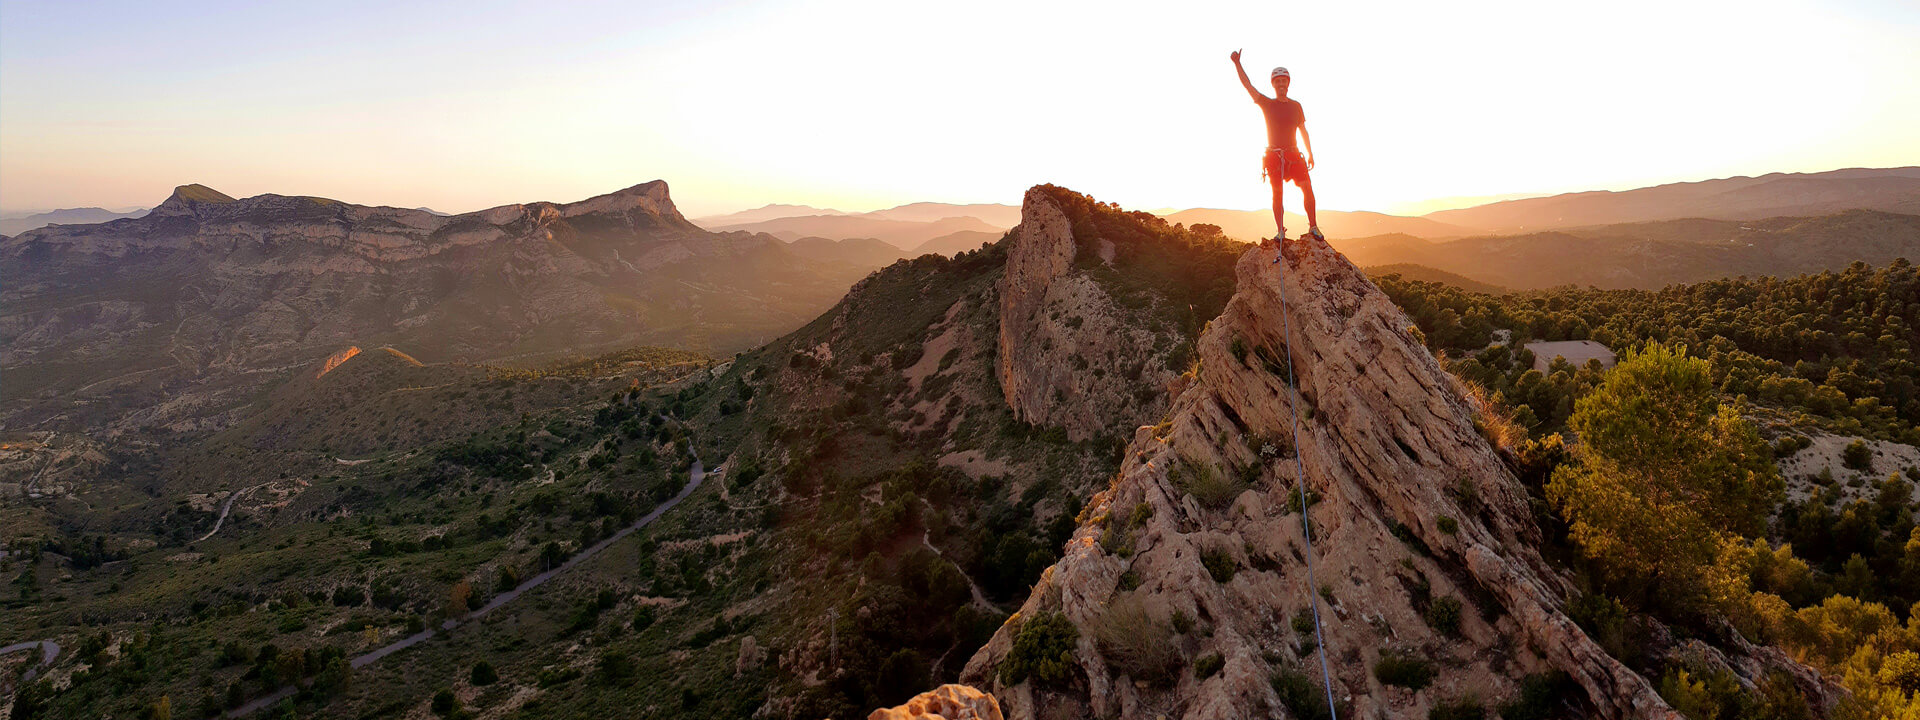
[921,527,992,610]
[225,432,707,718]
[0,639,61,689]
[196,484,267,542]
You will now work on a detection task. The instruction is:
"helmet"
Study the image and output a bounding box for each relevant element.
[1271,67,1290,80]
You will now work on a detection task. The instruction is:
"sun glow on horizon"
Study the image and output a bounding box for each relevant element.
[2,0,1916,218]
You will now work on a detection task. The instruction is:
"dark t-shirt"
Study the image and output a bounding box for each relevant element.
[1256,95,1305,151]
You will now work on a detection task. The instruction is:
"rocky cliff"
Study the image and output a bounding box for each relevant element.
[960,235,1828,718]
[0,181,884,433]
[995,187,1195,443]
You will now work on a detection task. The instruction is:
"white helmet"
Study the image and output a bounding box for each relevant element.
[1271,66,1290,80]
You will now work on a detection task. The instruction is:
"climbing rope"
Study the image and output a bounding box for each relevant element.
[1272,238,1341,719]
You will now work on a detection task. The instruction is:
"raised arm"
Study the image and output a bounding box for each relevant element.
[1231,50,1267,102]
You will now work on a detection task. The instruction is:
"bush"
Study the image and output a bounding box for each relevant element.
[470,660,498,686]
[1499,671,1575,720]
[1173,460,1245,509]
[1424,596,1463,636]
[1429,696,1485,720]
[1272,669,1334,720]
[1092,598,1182,685]
[1844,439,1874,472]
[1193,652,1224,680]
[1201,545,1237,583]
[999,612,1080,688]
[1437,515,1459,534]
[1374,650,1436,690]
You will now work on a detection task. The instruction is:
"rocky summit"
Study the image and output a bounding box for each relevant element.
[958,227,1832,717]
[0,181,885,433]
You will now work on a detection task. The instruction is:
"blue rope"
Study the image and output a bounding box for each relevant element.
[1273,238,1340,719]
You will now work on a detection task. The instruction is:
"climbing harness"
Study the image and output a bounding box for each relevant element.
[1273,242,1341,719]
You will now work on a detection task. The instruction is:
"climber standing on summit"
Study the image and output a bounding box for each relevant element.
[1232,49,1320,245]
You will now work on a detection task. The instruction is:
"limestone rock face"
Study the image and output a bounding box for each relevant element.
[995,187,1179,442]
[963,237,1810,718]
[866,684,1005,720]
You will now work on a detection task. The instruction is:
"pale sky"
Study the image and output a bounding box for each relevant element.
[3,0,1917,218]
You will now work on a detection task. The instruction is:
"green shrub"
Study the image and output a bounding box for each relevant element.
[1424,596,1463,636]
[1000,612,1080,688]
[1201,546,1237,583]
[470,660,498,686]
[1193,652,1224,679]
[1844,439,1873,472]
[1272,670,1334,720]
[1374,650,1436,690]
[1173,460,1245,509]
[1499,671,1575,720]
[1100,502,1152,558]
[1172,609,1195,634]
[1430,696,1485,720]
[1437,515,1459,534]
[1285,486,1322,513]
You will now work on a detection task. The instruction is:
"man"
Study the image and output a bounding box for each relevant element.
[1231,49,1320,243]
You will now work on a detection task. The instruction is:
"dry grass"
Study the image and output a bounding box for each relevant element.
[1093,595,1183,685]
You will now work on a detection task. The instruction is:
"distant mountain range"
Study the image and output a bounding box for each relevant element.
[708,214,1004,249]
[691,167,1920,250]
[1338,209,1920,290]
[0,181,890,433]
[1428,166,1920,233]
[0,207,149,236]
[1156,207,1472,241]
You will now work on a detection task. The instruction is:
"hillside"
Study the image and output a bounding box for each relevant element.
[1364,263,1511,294]
[1338,210,1920,290]
[0,180,882,435]
[908,230,1003,258]
[1427,167,1920,233]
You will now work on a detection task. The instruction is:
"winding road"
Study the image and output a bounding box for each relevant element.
[0,639,60,689]
[224,444,707,718]
[197,484,266,542]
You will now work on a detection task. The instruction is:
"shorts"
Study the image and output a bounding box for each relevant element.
[1263,148,1309,185]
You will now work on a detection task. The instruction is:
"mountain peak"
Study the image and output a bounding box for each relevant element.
[960,230,1823,716]
[552,179,698,232]
[150,183,237,217]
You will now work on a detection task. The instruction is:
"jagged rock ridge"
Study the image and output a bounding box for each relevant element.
[960,222,1831,717]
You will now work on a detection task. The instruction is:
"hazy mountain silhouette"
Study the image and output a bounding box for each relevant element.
[1159,207,1471,240]
[1338,209,1920,290]
[1426,166,1920,232]
[907,229,1002,257]
[0,206,149,236]
[691,203,849,226]
[707,214,1003,249]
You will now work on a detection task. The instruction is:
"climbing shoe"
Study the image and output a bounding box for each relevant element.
[1307,226,1325,241]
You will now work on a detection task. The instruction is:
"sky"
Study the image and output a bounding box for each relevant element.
[2,0,1917,218]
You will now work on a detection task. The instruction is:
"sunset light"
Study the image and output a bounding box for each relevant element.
[3,0,1916,216]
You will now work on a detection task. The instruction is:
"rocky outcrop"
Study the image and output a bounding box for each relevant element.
[1,180,893,433]
[866,685,1004,720]
[964,236,1716,718]
[995,187,1180,442]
